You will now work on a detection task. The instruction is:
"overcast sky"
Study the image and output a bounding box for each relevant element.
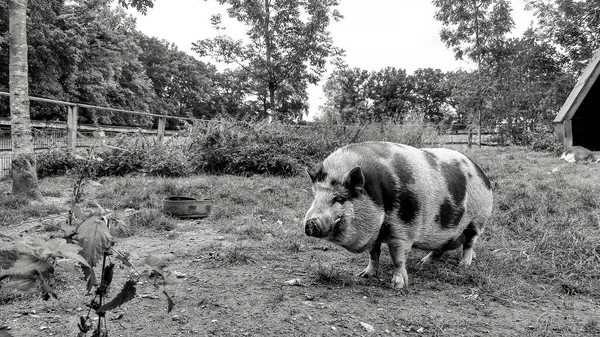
[127,0,535,120]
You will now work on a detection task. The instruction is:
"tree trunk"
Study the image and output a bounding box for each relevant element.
[264,0,276,120]
[9,0,41,199]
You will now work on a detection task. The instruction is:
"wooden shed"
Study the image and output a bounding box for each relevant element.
[554,48,600,151]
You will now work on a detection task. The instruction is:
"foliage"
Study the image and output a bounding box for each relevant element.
[320,65,453,125]
[433,0,515,63]
[93,133,193,177]
[526,0,600,74]
[194,0,344,120]
[0,144,176,337]
[36,149,77,178]
[185,117,439,176]
[0,0,246,124]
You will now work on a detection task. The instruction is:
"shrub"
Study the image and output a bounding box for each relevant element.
[185,117,440,176]
[33,118,443,178]
[529,130,561,153]
[36,149,77,178]
[94,134,192,178]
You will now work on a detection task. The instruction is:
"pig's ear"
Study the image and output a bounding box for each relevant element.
[306,168,317,183]
[344,166,364,190]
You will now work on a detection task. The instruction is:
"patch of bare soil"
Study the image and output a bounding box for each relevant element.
[1,217,599,337]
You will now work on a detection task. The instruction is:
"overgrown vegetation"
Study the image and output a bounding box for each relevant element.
[34,119,440,179]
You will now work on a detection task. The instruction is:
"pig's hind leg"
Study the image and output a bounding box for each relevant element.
[460,222,481,265]
[357,242,381,278]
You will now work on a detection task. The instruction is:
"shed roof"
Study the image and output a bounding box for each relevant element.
[554,47,600,123]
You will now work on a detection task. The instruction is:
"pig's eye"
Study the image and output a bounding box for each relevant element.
[332,196,346,204]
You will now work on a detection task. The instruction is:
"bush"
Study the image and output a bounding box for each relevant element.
[185,117,440,176]
[94,134,192,178]
[33,118,443,178]
[36,149,77,178]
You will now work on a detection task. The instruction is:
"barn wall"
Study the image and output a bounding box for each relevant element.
[571,79,600,151]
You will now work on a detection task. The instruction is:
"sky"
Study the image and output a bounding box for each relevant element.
[126,0,536,120]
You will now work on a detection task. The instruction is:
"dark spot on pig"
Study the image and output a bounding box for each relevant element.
[441,161,466,205]
[438,198,464,228]
[312,166,328,183]
[376,222,392,242]
[440,233,466,251]
[361,162,398,212]
[391,154,415,185]
[422,150,439,170]
[462,222,478,249]
[397,190,419,223]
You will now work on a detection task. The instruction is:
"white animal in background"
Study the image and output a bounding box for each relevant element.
[560,146,599,163]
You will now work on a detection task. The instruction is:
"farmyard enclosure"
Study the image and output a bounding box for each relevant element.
[1,143,599,336]
[2,0,600,336]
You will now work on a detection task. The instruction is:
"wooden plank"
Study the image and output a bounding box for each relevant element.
[157,117,166,144]
[0,91,200,122]
[564,119,573,149]
[0,117,176,135]
[66,106,78,151]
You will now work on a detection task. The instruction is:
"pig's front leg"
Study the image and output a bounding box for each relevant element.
[357,242,381,278]
[388,240,411,289]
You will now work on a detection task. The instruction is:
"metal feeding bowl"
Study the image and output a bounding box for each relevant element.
[163,196,213,219]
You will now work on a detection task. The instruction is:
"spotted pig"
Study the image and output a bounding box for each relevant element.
[304,141,493,289]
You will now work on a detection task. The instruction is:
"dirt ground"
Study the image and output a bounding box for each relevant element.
[1,207,599,337]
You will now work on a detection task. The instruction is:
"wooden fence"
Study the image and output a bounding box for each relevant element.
[0,91,204,179]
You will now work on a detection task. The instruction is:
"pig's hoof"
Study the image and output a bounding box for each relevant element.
[357,267,378,278]
[391,275,406,289]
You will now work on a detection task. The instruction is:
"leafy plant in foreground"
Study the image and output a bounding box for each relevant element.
[0,139,176,337]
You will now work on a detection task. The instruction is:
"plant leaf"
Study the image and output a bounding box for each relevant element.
[60,223,77,237]
[0,250,20,269]
[39,273,58,300]
[102,263,115,287]
[1,275,37,290]
[96,280,137,313]
[163,290,175,313]
[82,265,97,293]
[112,249,133,268]
[2,254,53,276]
[76,216,112,267]
[41,238,90,268]
[71,204,83,219]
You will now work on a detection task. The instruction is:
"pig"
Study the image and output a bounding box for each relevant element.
[304,141,493,289]
[560,146,599,163]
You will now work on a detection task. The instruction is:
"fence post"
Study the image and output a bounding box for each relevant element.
[67,106,78,151]
[157,117,166,143]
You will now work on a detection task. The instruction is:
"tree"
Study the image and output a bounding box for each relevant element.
[366,67,414,123]
[319,66,370,124]
[433,0,514,146]
[194,0,343,120]
[5,0,156,198]
[411,68,452,123]
[9,0,41,199]
[526,0,600,75]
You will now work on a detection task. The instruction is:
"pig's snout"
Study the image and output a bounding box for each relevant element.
[305,218,324,237]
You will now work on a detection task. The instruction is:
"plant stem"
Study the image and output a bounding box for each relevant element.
[97,252,108,334]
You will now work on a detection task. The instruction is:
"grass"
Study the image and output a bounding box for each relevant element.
[1,145,599,336]
[2,146,599,301]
